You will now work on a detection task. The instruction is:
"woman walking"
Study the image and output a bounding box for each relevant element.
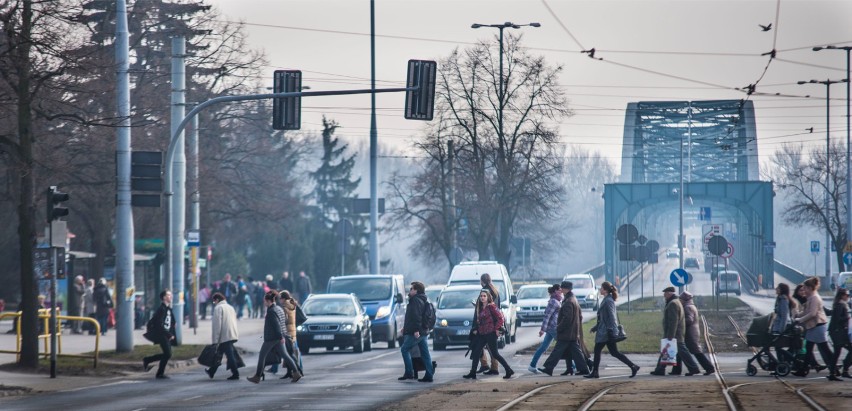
[463,290,514,380]
[586,282,639,379]
[528,284,561,373]
[247,290,302,384]
[793,277,840,381]
[829,287,851,378]
[771,283,796,364]
[279,290,303,379]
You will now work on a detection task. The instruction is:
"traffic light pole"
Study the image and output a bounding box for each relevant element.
[163,86,415,339]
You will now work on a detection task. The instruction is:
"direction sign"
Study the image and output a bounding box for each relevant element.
[844,253,852,267]
[670,268,693,287]
[810,241,820,254]
[699,207,711,221]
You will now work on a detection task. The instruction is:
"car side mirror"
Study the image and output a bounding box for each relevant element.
[395,293,403,304]
[510,295,517,304]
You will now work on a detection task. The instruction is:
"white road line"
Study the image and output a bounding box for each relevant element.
[183,395,203,401]
[60,380,143,393]
[335,350,397,368]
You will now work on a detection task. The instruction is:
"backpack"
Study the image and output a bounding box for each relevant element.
[143,316,158,343]
[423,301,436,331]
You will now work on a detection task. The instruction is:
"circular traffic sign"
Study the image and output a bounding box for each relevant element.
[708,235,728,256]
[636,245,650,263]
[638,235,648,245]
[720,242,735,259]
[616,224,639,245]
[646,240,660,253]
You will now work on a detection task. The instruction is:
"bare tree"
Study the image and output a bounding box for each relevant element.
[769,142,848,271]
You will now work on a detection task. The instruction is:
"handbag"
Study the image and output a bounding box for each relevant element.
[610,324,627,343]
[197,344,222,367]
[295,305,308,326]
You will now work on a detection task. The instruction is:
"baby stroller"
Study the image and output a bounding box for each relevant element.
[745,314,806,377]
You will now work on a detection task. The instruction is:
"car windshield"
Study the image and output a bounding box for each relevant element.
[426,288,443,303]
[517,287,549,299]
[566,278,593,289]
[438,290,481,309]
[720,274,738,281]
[302,298,356,316]
[448,280,508,302]
[328,277,392,301]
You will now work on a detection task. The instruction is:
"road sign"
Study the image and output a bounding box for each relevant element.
[699,207,711,221]
[844,253,852,267]
[811,241,820,254]
[670,268,693,287]
[708,235,728,256]
[616,224,639,244]
[186,230,200,247]
[720,242,735,259]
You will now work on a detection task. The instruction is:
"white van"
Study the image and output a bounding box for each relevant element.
[837,272,852,289]
[446,261,518,347]
[562,273,599,310]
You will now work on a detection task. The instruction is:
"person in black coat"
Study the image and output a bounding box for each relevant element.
[295,271,312,302]
[278,271,294,294]
[829,288,852,378]
[143,290,177,379]
[247,291,301,384]
[398,281,434,382]
[92,279,113,336]
[220,273,238,305]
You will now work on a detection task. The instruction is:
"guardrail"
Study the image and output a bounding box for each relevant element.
[0,310,100,368]
[774,259,808,285]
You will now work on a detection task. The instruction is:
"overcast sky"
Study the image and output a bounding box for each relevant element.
[207,0,852,172]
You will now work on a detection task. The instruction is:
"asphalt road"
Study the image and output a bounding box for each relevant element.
[0,324,549,411]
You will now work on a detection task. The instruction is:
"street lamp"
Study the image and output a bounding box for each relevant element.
[797,78,849,278]
[814,46,852,269]
[470,22,541,141]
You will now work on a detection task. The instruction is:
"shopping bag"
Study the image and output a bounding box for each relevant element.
[659,338,678,366]
[197,344,222,367]
[233,349,246,369]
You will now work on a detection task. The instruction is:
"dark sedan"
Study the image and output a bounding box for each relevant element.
[432,285,485,351]
[296,294,372,354]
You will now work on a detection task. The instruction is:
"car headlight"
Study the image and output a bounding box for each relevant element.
[341,324,354,331]
[440,319,448,327]
[375,306,391,319]
[296,325,304,332]
[588,294,596,300]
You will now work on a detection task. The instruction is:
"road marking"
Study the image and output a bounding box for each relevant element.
[335,350,397,368]
[60,380,142,393]
[183,395,203,401]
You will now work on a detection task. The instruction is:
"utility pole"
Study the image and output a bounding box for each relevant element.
[369,0,379,273]
[170,36,186,343]
[114,0,135,352]
[188,112,200,331]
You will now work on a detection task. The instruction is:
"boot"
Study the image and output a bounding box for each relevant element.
[583,368,599,379]
[290,370,302,383]
[630,364,640,378]
[841,367,852,379]
[462,371,477,379]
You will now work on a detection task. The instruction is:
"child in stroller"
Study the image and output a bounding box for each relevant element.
[745,314,807,377]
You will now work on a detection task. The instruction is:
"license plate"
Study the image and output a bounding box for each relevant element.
[456,329,470,335]
[314,334,334,340]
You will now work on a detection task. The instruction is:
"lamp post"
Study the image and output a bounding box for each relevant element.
[471,21,540,261]
[814,46,852,270]
[798,78,849,277]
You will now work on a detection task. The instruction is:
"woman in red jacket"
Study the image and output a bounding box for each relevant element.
[462,290,514,380]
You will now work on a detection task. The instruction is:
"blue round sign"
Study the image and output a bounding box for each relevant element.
[670,268,692,287]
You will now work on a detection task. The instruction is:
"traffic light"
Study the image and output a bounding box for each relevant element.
[404,60,437,121]
[272,70,302,130]
[47,186,69,223]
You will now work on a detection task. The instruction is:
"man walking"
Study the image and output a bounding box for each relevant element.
[651,287,700,376]
[220,273,238,305]
[206,292,240,380]
[671,291,715,375]
[538,281,590,376]
[143,290,177,379]
[398,282,435,382]
[278,271,293,294]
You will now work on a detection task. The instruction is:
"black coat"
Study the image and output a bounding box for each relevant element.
[148,303,176,344]
[264,304,286,342]
[296,275,312,296]
[93,284,112,315]
[403,293,428,335]
[220,281,238,303]
[278,278,294,293]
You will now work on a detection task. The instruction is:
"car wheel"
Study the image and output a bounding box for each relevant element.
[353,329,364,353]
[433,343,446,351]
[365,330,372,351]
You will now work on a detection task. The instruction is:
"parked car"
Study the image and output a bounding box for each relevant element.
[515,284,551,326]
[431,284,482,351]
[716,271,742,296]
[836,272,852,290]
[446,261,518,345]
[562,273,599,310]
[327,274,406,348]
[296,293,372,354]
[684,257,700,269]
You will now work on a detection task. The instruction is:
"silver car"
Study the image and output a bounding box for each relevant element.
[515,284,551,326]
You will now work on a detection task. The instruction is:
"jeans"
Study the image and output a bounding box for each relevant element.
[530,331,555,367]
[542,340,589,373]
[96,314,108,335]
[469,333,513,374]
[401,334,433,377]
[144,339,172,377]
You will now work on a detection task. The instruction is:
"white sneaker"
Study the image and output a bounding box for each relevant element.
[528,366,539,374]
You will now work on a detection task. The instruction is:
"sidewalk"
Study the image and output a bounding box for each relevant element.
[0,314,265,394]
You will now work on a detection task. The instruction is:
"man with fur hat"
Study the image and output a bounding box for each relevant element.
[650,287,700,376]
